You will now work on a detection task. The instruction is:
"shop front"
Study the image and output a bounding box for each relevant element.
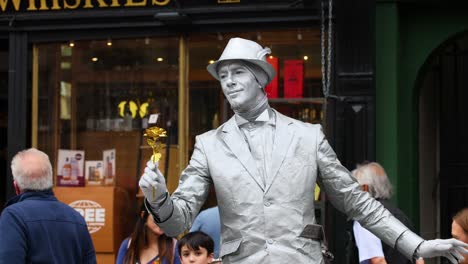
[1,0,338,261]
[1,0,379,262]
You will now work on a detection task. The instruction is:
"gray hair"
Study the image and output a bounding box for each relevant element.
[11,148,53,191]
[352,162,393,199]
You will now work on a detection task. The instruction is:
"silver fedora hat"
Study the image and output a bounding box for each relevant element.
[206,37,276,83]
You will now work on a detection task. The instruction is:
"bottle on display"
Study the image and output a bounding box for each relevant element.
[86,109,96,131]
[103,86,112,131]
[70,157,78,181]
[106,156,113,180]
[110,97,120,131]
[141,113,149,129]
[86,91,97,131]
[309,108,319,124]
[97,110,105,131]
[303,108,309,122]
[123,103,133,131]
[95,164,102,184]
[88,166,96,182]
[211,113,219,129]
[62,157,72,180]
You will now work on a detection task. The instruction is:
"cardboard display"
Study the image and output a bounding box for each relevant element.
[54,186,134,261]
[85,161,104,186]
[56,149,85,187]
[103,149,116,186]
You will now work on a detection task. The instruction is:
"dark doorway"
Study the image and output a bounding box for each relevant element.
[437,38,468,241]
[419,34,468,253]
[0,39,8,210]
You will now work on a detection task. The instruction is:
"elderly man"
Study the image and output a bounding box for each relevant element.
[139,37,468,263]
[350,162,424,264]
[0,148,96,263]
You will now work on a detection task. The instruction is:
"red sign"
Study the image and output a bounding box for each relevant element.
[265,56,279,98]
[283,60,304,98]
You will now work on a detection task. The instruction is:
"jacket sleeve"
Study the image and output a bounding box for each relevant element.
[115,238,129,264]
[314,125,423,259]
[156,135,212,237]
[189,213,203,232]
[0,209,28,263]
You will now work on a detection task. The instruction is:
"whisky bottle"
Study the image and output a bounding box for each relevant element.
[62,157,72,180]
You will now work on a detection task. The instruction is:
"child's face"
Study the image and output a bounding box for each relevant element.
[180,245,214,264]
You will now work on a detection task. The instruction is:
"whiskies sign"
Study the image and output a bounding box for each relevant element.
[0,0,171,12]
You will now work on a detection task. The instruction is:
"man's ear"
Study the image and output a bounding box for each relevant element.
[13,180,21,195]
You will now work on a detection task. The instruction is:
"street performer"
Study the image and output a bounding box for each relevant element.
[139,37,468,263]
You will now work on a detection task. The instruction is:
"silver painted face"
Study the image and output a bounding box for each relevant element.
[218,62,263,112]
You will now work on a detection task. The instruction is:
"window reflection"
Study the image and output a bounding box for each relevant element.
[36,37,179,187]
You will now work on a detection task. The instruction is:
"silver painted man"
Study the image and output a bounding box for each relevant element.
[139,38,468,263]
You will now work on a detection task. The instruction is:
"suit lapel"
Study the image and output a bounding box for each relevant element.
[265,110,295,193]
[221,117,265,191]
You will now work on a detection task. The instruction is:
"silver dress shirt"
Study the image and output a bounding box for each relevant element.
[236,109,275,187]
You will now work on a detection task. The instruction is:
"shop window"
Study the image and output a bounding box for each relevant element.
[35,37,179,192]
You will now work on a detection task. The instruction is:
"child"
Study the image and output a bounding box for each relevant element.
[177,231,215,264]
[116,203,180,264]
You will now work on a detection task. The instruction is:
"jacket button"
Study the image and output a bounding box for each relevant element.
[264,201,271,207]
[267,239,274,244]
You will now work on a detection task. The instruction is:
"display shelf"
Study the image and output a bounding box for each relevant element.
[268,97,325,104]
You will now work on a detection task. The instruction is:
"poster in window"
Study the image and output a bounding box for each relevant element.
[85,161,104,186]
[265,56,279,98]
[103,149,116,186]
[57,149,85,187]
[283,60,304,98]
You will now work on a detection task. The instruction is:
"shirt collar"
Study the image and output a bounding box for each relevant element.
[235,108,275,127]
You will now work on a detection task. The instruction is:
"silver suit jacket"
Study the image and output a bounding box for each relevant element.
[157,110,423,263]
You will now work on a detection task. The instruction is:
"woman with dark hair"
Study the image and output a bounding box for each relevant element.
[116,204,180,264]
[452,208,468,264]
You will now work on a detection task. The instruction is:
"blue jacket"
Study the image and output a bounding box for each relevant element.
[0,190,96,264]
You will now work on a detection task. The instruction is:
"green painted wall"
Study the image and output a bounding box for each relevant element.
[376,2,399,203]
[376,2,468,225]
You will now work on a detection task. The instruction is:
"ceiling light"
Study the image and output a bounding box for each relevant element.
[69,41,75,47]
[91,57,98,62]
[303,55,309,61]
[107,39,112,46]
[209,60,215,64]
[156,57,164,62]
